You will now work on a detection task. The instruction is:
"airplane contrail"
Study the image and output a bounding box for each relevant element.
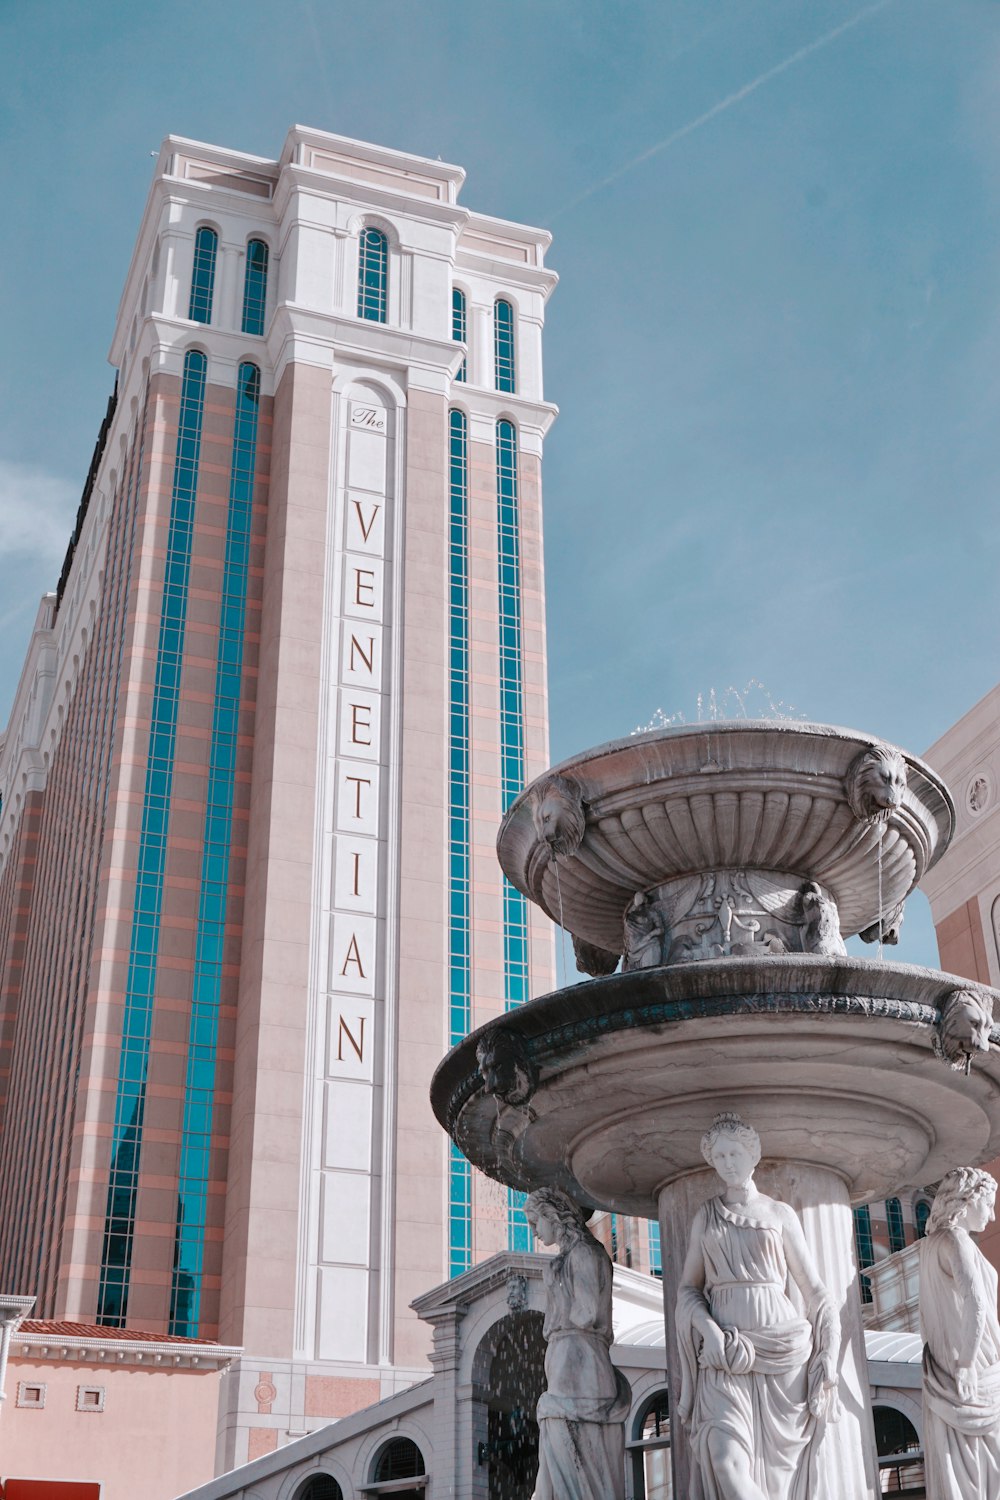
[554,0,894,219]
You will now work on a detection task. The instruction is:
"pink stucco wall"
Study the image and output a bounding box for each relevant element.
[2,1356,223,1500]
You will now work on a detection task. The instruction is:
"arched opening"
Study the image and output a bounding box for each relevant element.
[628,1389,672,1499]
[873,1405,922,1494]
[473,1309,545,1500]
[358,227,388,322]
[293,1475,343,1500]
[368,1437,426,1498]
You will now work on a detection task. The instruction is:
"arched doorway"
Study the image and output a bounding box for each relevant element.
[473,1309,546,1500]
[873,1405,922,1494]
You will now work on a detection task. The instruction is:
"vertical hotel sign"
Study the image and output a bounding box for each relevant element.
[311,395,392,1362]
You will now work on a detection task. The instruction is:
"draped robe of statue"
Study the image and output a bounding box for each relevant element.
[921,1226,1000,1499]
[677,1196,828,1500]
[531,1231,631,1499]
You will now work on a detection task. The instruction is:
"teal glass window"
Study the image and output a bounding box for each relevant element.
[98,348,207,1325]
[448,409,471,1276]
[188,228,218,324]
[452,287,467,383]
[358,228,388,322]
[854,1204,874,1305]
[496,417,530,1250]
[494,298,516,393]
[886,1197,906,1255]
[241,240,269,336]
[648,1219,662,1276]
[915,1200,931,1238]
[169,363,261,1336]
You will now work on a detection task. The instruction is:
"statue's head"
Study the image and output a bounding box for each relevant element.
[701,1112,762,1184]
[846,744,908,822]
[927,1167,997,1235]
[936,988,994,1071]
[530,774,586,858]
[476,1026,537,1106]
[524,1187,587,1246]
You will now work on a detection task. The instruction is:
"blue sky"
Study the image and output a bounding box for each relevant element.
[3,0,999,966]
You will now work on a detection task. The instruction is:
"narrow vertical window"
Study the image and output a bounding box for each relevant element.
[448,409,471,1275]
[241,239,269,336]
[496,418,529,1250]
[358,228,388,323]
[886,1198,905,1255]
[169,363,261,1336]
[97,349,208,1325]
[494,298,516,393]
[188,228,218,325]
[854,1204,874,1304]
[915,1200,931,1239]
[648,1220,662,1276]
[452,287,467,383]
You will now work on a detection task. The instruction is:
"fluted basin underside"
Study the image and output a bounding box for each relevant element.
[431,957,1000,1215]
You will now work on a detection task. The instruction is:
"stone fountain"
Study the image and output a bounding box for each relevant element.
[431,721,1000,1497]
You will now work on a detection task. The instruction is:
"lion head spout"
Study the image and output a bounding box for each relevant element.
[846,744,907,823]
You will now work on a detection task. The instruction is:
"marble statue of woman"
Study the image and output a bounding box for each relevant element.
[920,1166,1000,1499]
[676,1113,840,1500]
[525,1188,631,1500]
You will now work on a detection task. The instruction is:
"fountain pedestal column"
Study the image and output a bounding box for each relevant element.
[656,1162,880,1500]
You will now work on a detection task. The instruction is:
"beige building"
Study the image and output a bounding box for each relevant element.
[923,679,1000,1267]
[0,126,557,1474]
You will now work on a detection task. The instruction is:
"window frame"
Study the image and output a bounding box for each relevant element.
[188,225,220,325]
[358,226,389,323]
[241,237,270,336]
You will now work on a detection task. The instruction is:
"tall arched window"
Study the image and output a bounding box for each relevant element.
[494,297,516,393]
[854,1204,874,1304]
[241,239,269,336]
[169,361,261,1337]
[452,287,467,382]
[886,1197,906,1255]
[915,1199,931,1238]
[448,408,471,1276]
[358,228,388,322]
[188,227,218,324]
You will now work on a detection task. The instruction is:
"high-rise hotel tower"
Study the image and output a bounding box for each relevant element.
[0,127,557,1465]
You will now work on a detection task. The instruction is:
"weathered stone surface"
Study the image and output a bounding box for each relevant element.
[496,722,954,953]
[920,1167,1000,1497]
[524,1189,630,1500]
[432,958,1000,1212]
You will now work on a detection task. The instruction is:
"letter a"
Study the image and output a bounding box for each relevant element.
[340,933,366,978]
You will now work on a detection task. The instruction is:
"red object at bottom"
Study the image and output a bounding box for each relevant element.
[4,1482,101,1500]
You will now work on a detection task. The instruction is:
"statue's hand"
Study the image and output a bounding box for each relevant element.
[808,1375,841,1422]
[698,1321,729,1370]
[957,1365,979,1404]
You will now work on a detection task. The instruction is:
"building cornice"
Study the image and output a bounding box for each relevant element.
[280,125,466,200]
[14,1331,242,1371]
[273,163,470,232]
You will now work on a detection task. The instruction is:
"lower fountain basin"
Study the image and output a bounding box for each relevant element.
[430,957,1000,1213]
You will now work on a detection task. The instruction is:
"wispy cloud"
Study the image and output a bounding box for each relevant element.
[0,460,76,566]
[555,0,894,218]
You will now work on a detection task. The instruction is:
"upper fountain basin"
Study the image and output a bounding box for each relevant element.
[497,721,954,957]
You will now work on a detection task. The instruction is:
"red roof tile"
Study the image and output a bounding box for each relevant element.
[18,1320,223,1347]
